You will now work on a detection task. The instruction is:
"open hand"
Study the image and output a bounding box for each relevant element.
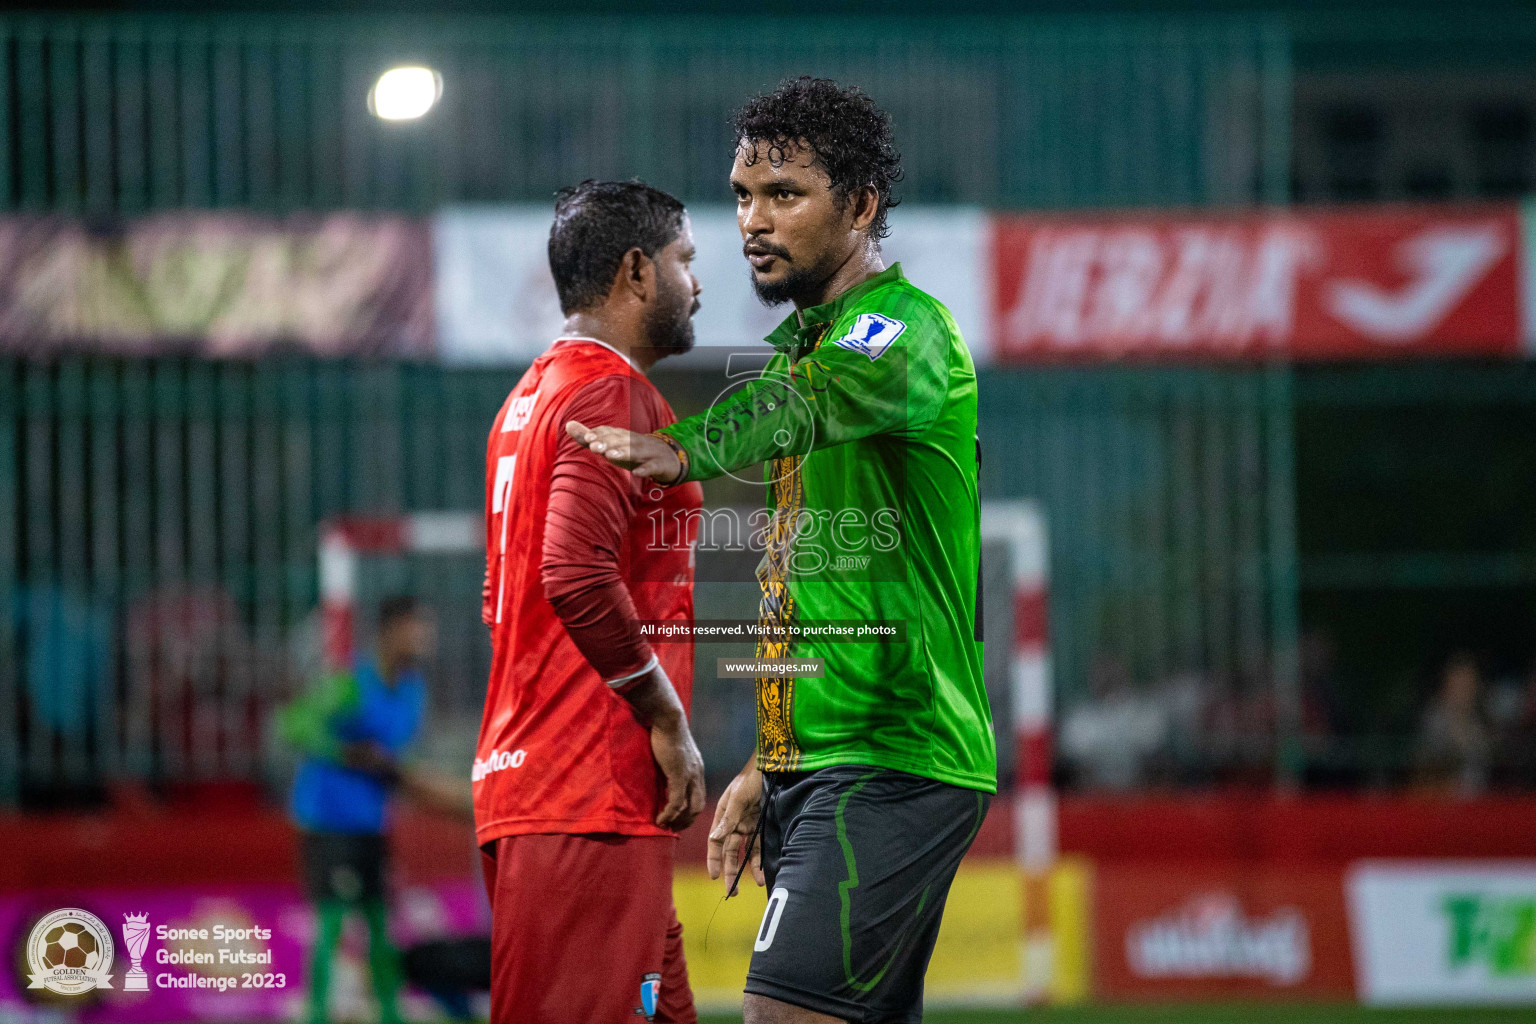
[566,420,683,483]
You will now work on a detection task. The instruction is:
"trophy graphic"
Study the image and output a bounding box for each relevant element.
[121,913,151,991]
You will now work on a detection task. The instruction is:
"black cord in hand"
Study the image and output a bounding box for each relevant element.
[726,811,764,899]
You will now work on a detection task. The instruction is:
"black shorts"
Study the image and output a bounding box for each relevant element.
[745,765,990,1024]
[300,831,389,904]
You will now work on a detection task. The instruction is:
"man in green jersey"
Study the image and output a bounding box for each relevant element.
[569,77,995,1024]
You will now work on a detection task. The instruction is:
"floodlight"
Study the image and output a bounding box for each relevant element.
[369,66,442,121]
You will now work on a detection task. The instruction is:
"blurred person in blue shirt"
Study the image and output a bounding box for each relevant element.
[280,595,432,1024]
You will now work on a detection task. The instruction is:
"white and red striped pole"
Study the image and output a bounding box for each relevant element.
[319,522,362,671]
[317,513,481,671]
[983,502,1054,1003]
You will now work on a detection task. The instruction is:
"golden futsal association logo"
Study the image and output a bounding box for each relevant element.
[25,908,115,995]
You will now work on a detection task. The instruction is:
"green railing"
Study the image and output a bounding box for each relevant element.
[979,365,1301,783]
[0,14,1289,214]
[1,356,1307,801]
[26,356,1536,797]
[0,357,516,803]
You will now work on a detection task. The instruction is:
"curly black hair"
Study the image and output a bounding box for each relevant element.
[731,76,902,241]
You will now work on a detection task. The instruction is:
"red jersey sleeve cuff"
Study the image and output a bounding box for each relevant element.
[604,654,659,693]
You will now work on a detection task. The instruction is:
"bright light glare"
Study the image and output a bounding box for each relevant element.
[368,66,442,121]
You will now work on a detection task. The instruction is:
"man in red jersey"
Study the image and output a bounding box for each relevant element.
[475,179,707,1024]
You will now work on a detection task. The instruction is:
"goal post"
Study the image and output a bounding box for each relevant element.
[980,501,1055,1001]
[318,512,482,670]
[316,500,1055,998]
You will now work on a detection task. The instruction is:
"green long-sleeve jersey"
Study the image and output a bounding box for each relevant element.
[658,263,996,792]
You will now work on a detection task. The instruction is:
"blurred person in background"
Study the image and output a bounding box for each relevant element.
[1495,658,1536,786]
[475,180,705,1024]
[1060,654,1169,791]
[1414,650,1492,796]
[1157,667,1213,787]
[1295,631,1346,787]
[1202,668,1278,790]
[279,595,432,1024]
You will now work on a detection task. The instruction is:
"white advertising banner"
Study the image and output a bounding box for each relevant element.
[434,204,988,366]
[1347,860,1536,1005]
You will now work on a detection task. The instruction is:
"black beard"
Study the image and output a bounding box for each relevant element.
[751,260,829,308]
[643,291,695,357]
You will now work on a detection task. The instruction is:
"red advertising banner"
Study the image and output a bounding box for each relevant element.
[992,206,1525,362]
[1094,863,1355,1001]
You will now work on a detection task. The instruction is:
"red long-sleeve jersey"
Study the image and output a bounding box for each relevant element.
[474,337,702,844]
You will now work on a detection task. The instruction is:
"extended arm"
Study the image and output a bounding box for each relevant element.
[278,672,359,762]
[569,312,945,484]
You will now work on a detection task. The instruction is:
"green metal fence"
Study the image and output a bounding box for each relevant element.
[979,365,1301,783]
[0,14,1289,214]
[0,11,1300,801]
[0,356,1303,802]
[0,357,517,804]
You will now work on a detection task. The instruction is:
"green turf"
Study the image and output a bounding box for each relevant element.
[698,1008,1536,1024]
